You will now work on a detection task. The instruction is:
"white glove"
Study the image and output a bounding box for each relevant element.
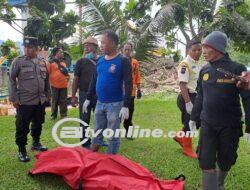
[185,101,193,115]
[245,133,250,144]
[189,120,197,132]
[82,100,90,113]
[119,107,129,122]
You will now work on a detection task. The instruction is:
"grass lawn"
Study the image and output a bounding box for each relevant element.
[0,93,250,190]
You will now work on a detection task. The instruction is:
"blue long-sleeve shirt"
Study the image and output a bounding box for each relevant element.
[87,54,132,107]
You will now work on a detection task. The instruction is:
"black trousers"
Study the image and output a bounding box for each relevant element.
[177,93,199,132]
[79,90,97,147]
[198,121,243,171]
[124,97,135,132]
[15,103,46,147]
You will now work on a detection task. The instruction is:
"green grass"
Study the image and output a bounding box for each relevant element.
[0,94,250,190]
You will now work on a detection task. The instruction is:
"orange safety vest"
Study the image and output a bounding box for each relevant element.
[131,58,141,96]
[48,61,68,88]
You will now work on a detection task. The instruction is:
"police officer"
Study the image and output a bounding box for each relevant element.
[189,31,250,190]
[8,37,50,162]
[174,39,202,158]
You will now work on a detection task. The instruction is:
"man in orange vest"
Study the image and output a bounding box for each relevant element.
[122,42,141,140]
[47,47,69,120]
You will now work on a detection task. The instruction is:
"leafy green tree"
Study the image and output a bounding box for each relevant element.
[124,0,154,22]
[128,0,250,55]
[77,0,159,61]
[28,0,65,16]
[231,51,250,66]
[24,0,79,48]
[0,0,21,35]
[68,43,83,61]
[151,0,250,53]
[0,0,15,23]
[0,39,20,64]
[147,0,217,48]
[212,0,250,52]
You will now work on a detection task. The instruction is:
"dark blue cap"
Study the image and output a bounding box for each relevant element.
[23,37,39,47]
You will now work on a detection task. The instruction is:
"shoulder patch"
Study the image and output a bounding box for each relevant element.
[181,67,186,74]
[179,61,190,71]
[203,73,209,81]
[15,56,25,62]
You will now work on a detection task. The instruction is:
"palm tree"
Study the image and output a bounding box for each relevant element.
[77,0,160,62]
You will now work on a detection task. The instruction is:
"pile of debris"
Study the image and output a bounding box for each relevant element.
[140,57,180,95]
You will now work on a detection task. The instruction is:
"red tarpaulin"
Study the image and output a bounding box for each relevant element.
[29,147,184,190]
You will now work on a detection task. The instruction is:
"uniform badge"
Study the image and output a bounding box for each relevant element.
[181,67,186,74]
[203,73,209,81]
[109,64,116,73]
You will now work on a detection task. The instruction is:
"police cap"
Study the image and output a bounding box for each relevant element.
[23,37,39,47]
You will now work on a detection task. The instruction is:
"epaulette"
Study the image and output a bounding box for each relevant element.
[16,55,25,59]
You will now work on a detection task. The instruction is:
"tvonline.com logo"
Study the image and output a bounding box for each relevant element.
[52,118,198,147]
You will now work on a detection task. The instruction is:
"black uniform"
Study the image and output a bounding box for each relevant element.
[191,55,250,171]
[74,57,97,147]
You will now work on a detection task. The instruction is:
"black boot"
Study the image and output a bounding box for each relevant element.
[18,146,30,162]
[31,142,48,151]
[125,131,134,140]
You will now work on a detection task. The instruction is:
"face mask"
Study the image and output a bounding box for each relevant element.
[85,53,94,59]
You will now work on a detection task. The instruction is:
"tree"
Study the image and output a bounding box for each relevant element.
[24,0,79,49]
[0,39,20,64]
[213,0,250,52]
[28,0,65,16]
[0,0,22,34]
[77,0,160,61]
[0,0,15,22]
[147,0,217,49]
[68,43,83,61]
[131,0,250,54]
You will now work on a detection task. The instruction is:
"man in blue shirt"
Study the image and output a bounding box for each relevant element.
[83,30,132,154]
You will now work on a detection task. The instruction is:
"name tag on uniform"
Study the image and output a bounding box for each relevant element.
[21,67,33,72]
[217,79,235,84]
